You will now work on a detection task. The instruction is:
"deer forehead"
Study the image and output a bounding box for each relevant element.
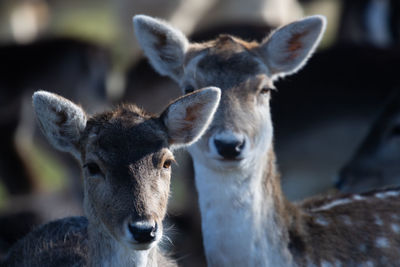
[183,39,272,136]
[82,106,170,165]
[184,36,271,90]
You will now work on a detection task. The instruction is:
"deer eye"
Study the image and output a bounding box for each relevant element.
[260,86,274,94]
[184,85,195,94]
[163,159,173,169]
[84,162,102,176]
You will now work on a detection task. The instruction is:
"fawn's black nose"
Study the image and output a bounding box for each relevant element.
[128,221,157,243]
[214,138,245,160]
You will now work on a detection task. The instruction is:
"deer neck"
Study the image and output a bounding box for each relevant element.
[87,220,158,267]
[191,146,295,266]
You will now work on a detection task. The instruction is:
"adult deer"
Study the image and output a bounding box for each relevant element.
[336,91,400,193]
[135,15,400,266]
[3,88,220,267]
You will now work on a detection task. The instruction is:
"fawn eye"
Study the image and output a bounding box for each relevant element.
[184,85,195,94]
[163,159,173,169]
[84,162,102,176]
[260,86,273,94]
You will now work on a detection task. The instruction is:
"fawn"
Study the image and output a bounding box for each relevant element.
[3,87,220,267]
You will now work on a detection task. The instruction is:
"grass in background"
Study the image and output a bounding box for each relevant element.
[27,144,67,193]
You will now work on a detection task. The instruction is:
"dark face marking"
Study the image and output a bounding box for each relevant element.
[193,36,265,90]
[54,109,68,127]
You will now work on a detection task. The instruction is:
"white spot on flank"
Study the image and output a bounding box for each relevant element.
[376,237,389,248]
[375,215,383,226]
[391,214,400,220]
[391,224,400,233]
[342,215,352,226]
[375,191,400,199]
[315,216,329,226]
[311,198,352,212]
[352,195,365,201]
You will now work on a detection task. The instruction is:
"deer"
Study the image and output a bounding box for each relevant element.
[336,91,400,193]
[0,37,111,256]
[338,0,400,47]
[134,14,400,266]
[0,37,110,196]
[2,87,221,267]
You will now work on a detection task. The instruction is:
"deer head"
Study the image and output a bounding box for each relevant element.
[32,87,220,251]
[133,15,326,172]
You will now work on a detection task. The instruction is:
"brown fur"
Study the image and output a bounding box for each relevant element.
[184,34,400,266]
[136,15,400,265]
[81,105,171,231]
[4,104,177,267]
[288,32,306,52]
[260,147,400,266]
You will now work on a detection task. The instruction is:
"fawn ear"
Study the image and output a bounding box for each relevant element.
[33,91,87,159]
[161,87,221,148]
[257,15,326,79]
[133,14,188,82]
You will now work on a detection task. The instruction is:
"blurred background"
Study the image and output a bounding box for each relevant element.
[0,0,399,266]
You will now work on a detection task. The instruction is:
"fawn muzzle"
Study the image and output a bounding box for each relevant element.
[128,220,158,244]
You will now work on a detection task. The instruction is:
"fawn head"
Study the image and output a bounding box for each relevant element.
[32,88,220,250]
[134,15,326,171]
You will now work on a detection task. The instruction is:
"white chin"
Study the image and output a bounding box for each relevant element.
[129,240,156,251]
[207,157,247,171]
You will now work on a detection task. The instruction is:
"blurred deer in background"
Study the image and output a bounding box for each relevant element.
[135,15,400,266]
[338,0,400,47]
[0,37,110,196]
[0,38,111,255]
[3,87,220,266]
[336,91,400,193]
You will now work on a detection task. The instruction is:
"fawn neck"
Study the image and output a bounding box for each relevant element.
[191,146,295,266]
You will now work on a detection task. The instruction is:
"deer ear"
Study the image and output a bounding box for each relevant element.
[33,91,87,159]
[257,15,326,78]
[133,15,189,82]
[161,87,221,148]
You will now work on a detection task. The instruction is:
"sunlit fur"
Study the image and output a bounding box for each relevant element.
[135,14,400,266]
[3,88,220,267]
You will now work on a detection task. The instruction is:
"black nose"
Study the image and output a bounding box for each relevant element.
[128,221,157,243]
[214,139,245,159]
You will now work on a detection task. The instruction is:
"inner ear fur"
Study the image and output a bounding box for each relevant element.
[32,91,87,159]
[161,87,221,149]
[257,15,326,79]
[133,15,189,81]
